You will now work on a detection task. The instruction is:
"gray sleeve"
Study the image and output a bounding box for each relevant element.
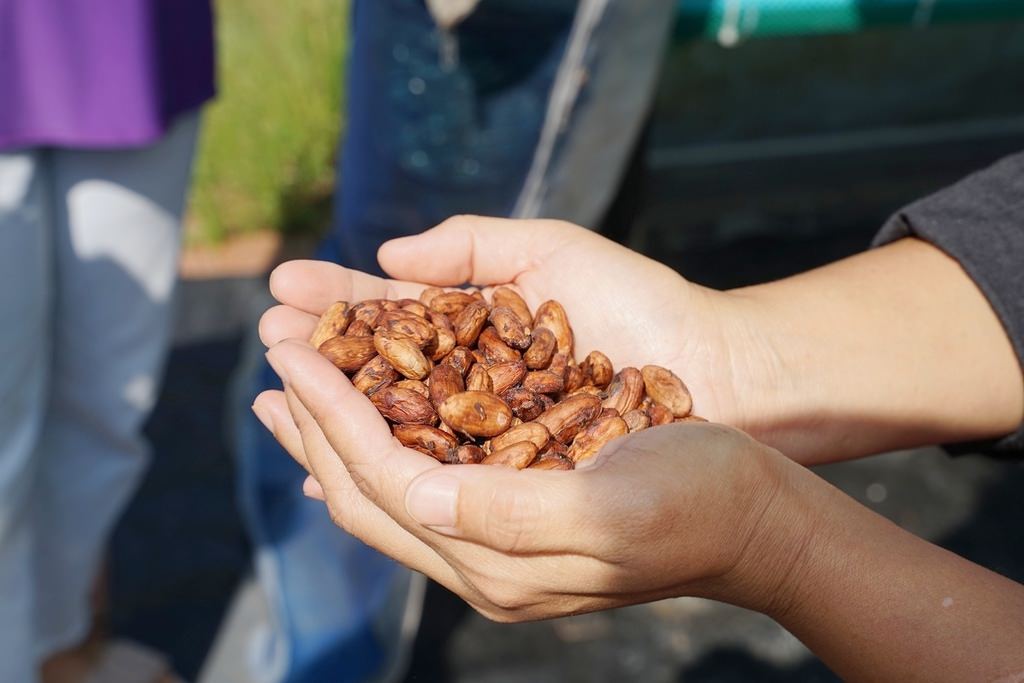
[873,151,1024,453]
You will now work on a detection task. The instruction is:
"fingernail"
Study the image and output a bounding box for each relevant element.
[265,348,291,385]
[252,401,274,433]
[303,476,325,501]
[406,475,459,528]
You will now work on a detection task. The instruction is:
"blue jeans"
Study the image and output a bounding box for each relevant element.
[239,1,673,681]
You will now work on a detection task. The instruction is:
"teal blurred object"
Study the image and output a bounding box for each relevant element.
[677,0,1024,42]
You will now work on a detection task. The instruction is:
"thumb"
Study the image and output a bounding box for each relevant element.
[377,215,578,286]
[403,464,598,554]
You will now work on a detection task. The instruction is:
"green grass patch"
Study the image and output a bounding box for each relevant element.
[187,0,349,244]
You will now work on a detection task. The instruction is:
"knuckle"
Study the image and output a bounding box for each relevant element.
[346,466,382,507]
[326,502,350,531]
[479,580,528,614]
[438,214,476,232]
[475,605,526,624]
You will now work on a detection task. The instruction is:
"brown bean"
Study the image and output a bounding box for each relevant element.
[487,360,527,396]
[465,364,494,393]
[641,365,693,418]
[568,414,628,463]
[523,327,557,370]
[437,391,514,438]
[393,424,458,461]
[481,441,538,469]
[373,332,431,380]
[453,301,490,347]
[351,355,398,395]
[318,336,377,373]
[491,287,533,327]
[428,364,465,409]
[536,393,602,444]
[488,306,532,350]
[310,302,351,349]
[371,386,438,425]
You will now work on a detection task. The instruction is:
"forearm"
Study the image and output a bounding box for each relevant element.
[748,461,1024,682]
[729,237,1023,463]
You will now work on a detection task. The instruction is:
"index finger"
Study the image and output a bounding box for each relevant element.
[270,260,427,315]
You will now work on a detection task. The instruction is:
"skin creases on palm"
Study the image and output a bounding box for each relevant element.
[493,263,697,382]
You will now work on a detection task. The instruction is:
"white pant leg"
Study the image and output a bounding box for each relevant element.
[0,150,52,683]
[32,112,200,656]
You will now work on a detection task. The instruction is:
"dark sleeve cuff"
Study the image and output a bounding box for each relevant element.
[873,151,1024,454]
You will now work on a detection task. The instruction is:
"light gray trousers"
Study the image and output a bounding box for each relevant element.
[0,113,199,682]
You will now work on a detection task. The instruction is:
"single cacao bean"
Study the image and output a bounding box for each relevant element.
[524,327,557,370]
[443,346,475,377]
[568,414,628,463]
[453,301,490,347]
[602,367,645,415]
[419,287,444,307]
[502,387,546,422]
[528,454,574,471]
[564,365,587,393]
[465,363,493,392]
[490,421,551,453]
[647,403,673,426]
[394,379,429,398]
[430,290,475,316]
[522,370,564,395]
[310,301,351,349]
[488,306,531,350]
[428,364,465,409]
[319,336,377,373]
[580,350,614,389]
[393,424,458,461]
[399,300,429,318]
[641,365,693,418]
[481,441,537,469]
[491,287,533,327]
[622,408,652,432]
[447,444,486,464]
[437,391,514,438]
[430,327,457,361]
[374,332,431,380]
[487,360,527,396]
[478,327,520,364]
[351,301,384,328]
[371,386,438,425]
[345,319,374,337]
[536,393,602,444]
[533,300,573,356]
[352,355,398,395]
[377,311,437,349]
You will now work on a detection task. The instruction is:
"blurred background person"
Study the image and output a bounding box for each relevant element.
[239,1,676,682]
[0,2,214,681]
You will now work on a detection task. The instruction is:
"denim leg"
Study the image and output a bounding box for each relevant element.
[0,149,51,683]
[322,0,576,269]
[32,113,199,656]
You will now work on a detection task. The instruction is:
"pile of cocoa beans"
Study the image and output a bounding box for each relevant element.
[310,287,703,470]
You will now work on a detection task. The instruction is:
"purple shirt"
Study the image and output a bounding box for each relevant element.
[0,0,215,150]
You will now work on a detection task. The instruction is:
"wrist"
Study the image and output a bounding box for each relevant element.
[696,285,823,461]
[696,448,823,616]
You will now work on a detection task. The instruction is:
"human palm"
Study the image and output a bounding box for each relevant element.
[264,216,747,423]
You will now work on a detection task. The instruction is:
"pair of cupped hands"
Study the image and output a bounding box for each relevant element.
[255,215,819,623]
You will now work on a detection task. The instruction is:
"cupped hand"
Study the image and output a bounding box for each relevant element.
[253,338,798,622]
[262,216,771,426]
